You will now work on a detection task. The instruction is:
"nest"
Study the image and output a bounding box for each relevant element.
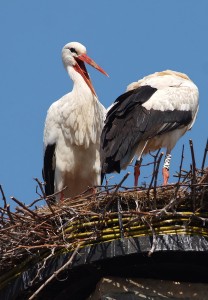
[0,140,208,299]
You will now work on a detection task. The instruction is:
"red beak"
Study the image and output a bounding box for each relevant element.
[74,53,108,96]
[77,53,108,77]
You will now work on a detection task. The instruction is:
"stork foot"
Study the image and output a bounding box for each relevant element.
[162,167,169,185]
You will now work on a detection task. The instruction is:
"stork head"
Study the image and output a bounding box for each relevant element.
[62,42,108,95]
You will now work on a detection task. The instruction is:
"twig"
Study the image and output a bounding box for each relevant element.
[177,145,185,185]
[189,139,196,184]
[201,138,208,175]
[174,145,185,198]
[34,177,46,198]
[141,216,157,256]
[10,196,39,219]
[0,184,7,209]
[181,170,192,185]
[147,149,161,199]
[0,207,29,222]
[28,197,46,208]
[189,139,196,211]
[28,244,80,300]
[43,188,69,215]
[154,197,180,217]
[117,196,124,239]
[105,176,114,194]
[6,204,15,224]
[44,199,56,215]
[104,172,130,212]
[29,249,55,285]
[45,186,67,215]
[153,152,164,205]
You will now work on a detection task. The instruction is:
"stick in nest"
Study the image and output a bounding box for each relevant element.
[201,138,208,175]
[0,184,7,209]
[104,172,130,212]
[28,244,80,300]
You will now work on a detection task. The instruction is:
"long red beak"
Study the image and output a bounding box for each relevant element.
[74,53,108,96]
[78,53,108,77]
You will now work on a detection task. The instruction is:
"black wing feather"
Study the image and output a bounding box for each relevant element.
[43,144,56,200]
[101,85,192,178]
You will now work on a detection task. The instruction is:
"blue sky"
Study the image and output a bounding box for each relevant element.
[0,1,208,208]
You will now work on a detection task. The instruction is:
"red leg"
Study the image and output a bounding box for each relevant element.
[60,190,65,202]
[162,167,169,185]
[134,159,142,186]
[91,187,97,195]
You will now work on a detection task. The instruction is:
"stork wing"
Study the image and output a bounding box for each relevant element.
[101,85,192,175]
[43,144,56,201]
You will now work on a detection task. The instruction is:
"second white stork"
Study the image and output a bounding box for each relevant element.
[43,42,108,201]
[101,70,199,186]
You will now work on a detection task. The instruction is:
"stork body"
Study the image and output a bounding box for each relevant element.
[43,42,107,200]
[101,70,199,185]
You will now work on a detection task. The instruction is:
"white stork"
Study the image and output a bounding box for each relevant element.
[43,42,108,201]
[101,70,199,186]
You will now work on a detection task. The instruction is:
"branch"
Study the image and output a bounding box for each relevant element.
[0,184,7,208]
[117,196,124,239]
[189,139,196,211]
[174,145,185,197]
[28,244,80,300]
[10,196,40,219]
[201,138,208,175]
[104,172,130,212]
[153,152,164,202]
[34,177,46,199]
[189,139,196,184]
[6,204,15,224]
[147,149,161,198]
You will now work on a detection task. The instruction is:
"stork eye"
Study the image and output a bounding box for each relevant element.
[70,47,77,54]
